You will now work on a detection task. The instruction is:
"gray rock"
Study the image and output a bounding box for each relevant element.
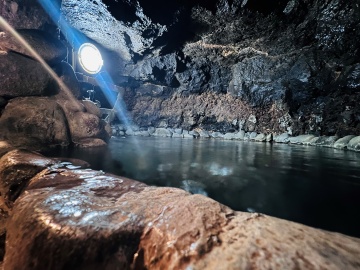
[134,131,150,137]
[174,128,183,134]
[154,128,173,137]
[200,130,210,138]
[266,134,273,142]
[0,52,52,98]
[148,127,156,135]
[314,136,339,147]
[274,133,290,143]
[333,135,356,149]
[118,131,125,136]
[254,133,266,142]
[224,133,236,140]
[308,137,320,145]
[288,135,315,145]
[348,136,360,151]
[172,133,184,138]
[210,132,224,139]
[125,129,135,136]
[183,130,194,138]
[249,132,257,139]
[189,131,200,138]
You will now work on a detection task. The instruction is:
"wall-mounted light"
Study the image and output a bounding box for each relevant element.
[78,43,103,75]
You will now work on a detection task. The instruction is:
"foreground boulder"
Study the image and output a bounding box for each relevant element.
[1,151,359,269]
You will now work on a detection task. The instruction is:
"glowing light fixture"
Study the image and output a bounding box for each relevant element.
[78,43,103,74]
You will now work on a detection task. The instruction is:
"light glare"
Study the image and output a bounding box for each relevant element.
[78,43,103,74]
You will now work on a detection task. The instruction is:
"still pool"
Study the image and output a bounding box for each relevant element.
[45,137,360,237]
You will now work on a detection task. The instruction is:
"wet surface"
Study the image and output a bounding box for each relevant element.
[44,137,360,237]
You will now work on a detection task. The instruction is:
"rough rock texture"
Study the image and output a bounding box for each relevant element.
[0,29,67,63]
[61,0,360,137]
[0,97,70,149]
[2,162,360,270]
[127,92,287,134]
[0,0,52,29]
[0,150,55,208]
[0,52,52,98]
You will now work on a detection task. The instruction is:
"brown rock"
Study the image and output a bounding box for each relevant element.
[82,100,101,117]
[0,52,52,98]
[3,167,360,270]
[67,112,103,140]
[0,141,14,158]
[74,138,107,148]
[0,29,66,63]
[0,150,55,208]
[0,97,71,149]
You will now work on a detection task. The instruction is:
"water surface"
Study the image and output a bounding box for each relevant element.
[46,137,360,237]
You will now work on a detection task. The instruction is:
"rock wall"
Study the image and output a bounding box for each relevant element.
[61,0,360,137]
[0,1,111,150]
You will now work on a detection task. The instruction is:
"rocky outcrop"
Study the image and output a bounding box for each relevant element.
[0,150,359,269]
[0,25,110,150]
[0,97,71,149]
[0,52,53,98]
[0,29,67,63]
[60,0,360,137]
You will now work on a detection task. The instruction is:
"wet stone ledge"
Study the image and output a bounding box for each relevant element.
[112,124,360,152]
[0,146,359,269]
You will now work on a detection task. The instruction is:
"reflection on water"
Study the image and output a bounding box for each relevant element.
[45,137,360,237]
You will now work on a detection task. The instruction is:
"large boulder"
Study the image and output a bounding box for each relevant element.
[1,154,360,269]
[0,29,67,64]
[0,52,52,98]
[0,97,70,149]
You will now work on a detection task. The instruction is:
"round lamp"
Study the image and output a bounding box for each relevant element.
[78,43,103,74]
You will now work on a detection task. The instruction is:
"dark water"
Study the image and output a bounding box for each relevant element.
[45,137,360,237]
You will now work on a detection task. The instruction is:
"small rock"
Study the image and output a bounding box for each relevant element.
[172,133,184,138]
[224,133,236,140]
[274,133,290,143]
[82,100,101,117]
[249,132,257,139]
[153,128,173,137]
[74,138,107,148]
[308,137,320,145]
[254,133,266,142]
[314,136,338,147]
[333,135,356,149]
[148,127,156,135]
[174,128,183,134]
[211,132,224,139]
[348,136,360,151]
[189,131,200,138]
[266,134,273,142]
[288,135,315,145]
[200,130,210,138]
[134,131,150,137]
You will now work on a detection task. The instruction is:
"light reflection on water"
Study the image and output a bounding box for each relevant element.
[45,137,360,237]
